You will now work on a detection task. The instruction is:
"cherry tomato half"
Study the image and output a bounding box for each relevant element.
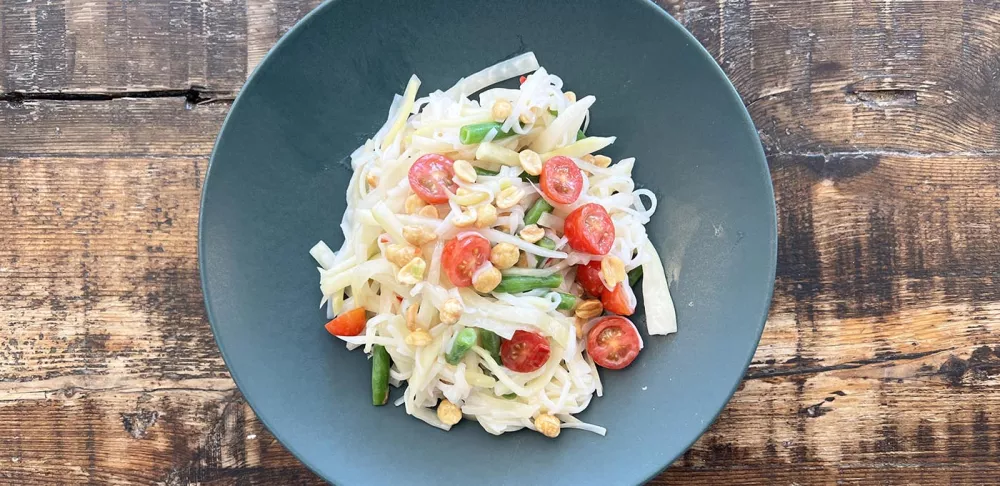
[442,234,491,287]
[501,330,551,372]
[564,203,615,255]
[408,154,457,204]
[576,260,606,297]
[601,283,636,316]
[539,156,584,204]
[586,316,641,369]
[324,307,368,336]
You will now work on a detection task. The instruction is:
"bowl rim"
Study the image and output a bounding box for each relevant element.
[198,0,778,483]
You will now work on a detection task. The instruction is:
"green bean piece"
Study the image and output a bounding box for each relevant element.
[446,328,479,365]
[524,198,554,226]
[534,237,556,267]
[576,129,586,141]
[372,345,391,406]
[555,292,578,311]
[459,122,516,145]
[474,166,500,177]
[477,329,503,365]
[628,266,644,287]
[493,274,563,294]
[502,393,518,400]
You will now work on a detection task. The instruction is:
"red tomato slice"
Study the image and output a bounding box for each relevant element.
[539,156,584,204]
[408,154,457,204]
[501,330,551,372]
[575,260,606,297]
[564,203,615,255]
[442,234,490,287]
[586,316,640,369]
[601,283,636,316]
[324,307,368,336]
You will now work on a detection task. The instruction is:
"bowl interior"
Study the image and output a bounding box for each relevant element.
[199,0,776,484]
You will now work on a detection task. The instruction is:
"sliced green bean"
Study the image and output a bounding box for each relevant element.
[628,266,643,287]
[555,292,578,311]
[502,393,518,399]
[459,122,516,145]
[524,198,554,226]
[534,237,556,267]
[372,345,391,406]
[493,274,563,294]
[576,129,586,141]
[446,328,478,365]
[477,329,503,365]
[474,166,500,177]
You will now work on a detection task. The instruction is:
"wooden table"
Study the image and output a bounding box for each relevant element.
[2,1,998,484]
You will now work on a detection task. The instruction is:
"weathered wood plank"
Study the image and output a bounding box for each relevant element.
[4,0,1000,484]
[0,0,317,94]
[246,0,323,73]
[660,0,1000,154]
[0,389,325,485]
[0,155,226,392]
[3,0,999,159]
[2,146,999,484]
[0,98,228,157]
[2,0,241,93]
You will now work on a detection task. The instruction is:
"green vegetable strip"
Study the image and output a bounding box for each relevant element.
[534,237,556,267]
[524,198,554,226]
[502,393,518,399]
[459,122,517,145]
[477,329,503,365]
[493,274,563,294]
[372,345,391,406]
[474,166,500,177]
[628,266,643,287]
[576,129,586,141]
[520,173,540,183]
[555,292,578,311]
[446,328,478,365]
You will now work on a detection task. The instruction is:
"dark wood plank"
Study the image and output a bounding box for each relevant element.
[0,98,228,157]
[659,0,1000,154]
[0,0,319,94]
[2,127,999,484]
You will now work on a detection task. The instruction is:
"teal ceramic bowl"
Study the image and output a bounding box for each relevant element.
[199,0,776,484]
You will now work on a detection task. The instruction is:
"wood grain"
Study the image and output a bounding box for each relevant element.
[2,0,1000,484]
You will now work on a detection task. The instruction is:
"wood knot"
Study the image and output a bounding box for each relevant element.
[121,409,160,439]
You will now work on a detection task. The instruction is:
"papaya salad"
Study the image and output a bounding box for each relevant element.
[309,52,677,438]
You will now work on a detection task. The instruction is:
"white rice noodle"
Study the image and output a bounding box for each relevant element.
[557,414,607,436]
[477,228,567,258]
[445,52,539,100]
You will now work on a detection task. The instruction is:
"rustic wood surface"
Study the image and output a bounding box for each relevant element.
[2,0,999,484]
